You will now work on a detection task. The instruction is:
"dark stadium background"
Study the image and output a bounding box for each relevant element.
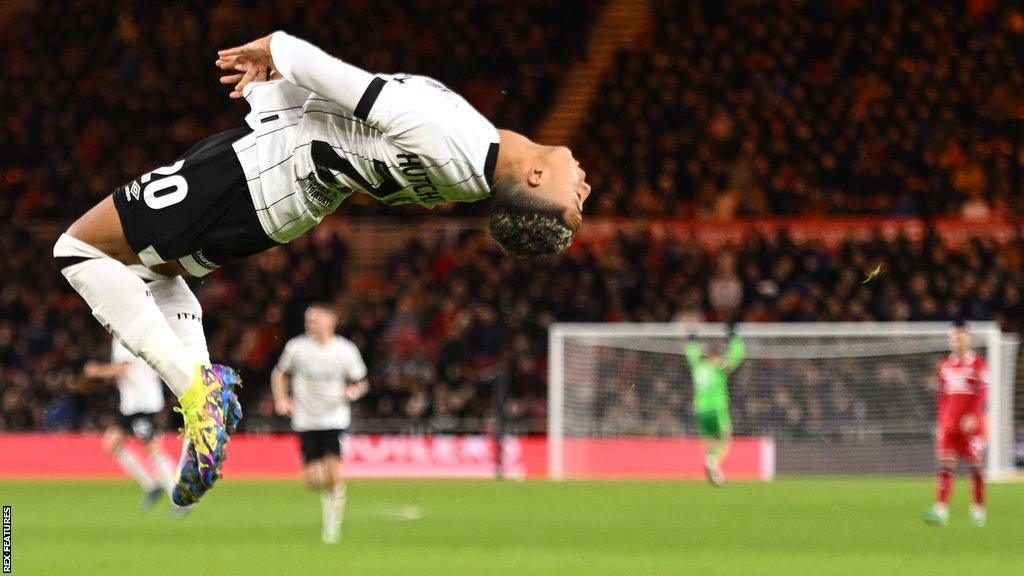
[1,0,1022,467]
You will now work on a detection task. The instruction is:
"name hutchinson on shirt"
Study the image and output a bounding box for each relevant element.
[396,153,443,205]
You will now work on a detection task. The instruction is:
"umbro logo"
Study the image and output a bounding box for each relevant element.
[125,180,141,201]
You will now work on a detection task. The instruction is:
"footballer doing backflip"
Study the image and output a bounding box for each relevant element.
[271,303,368,543]
[923,323,988,527]
[54,31,591,505]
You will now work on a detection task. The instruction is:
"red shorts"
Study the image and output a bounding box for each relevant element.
[936,428,986,463]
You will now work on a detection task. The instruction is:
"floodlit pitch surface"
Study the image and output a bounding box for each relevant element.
[2,479,1021,575]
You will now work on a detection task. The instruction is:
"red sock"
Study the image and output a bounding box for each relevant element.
[937,468,954,505]
[972,469,985,506]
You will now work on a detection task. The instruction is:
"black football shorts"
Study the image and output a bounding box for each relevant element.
[115,411,160,441]
[112,127,278,275]
[298,429,344,464]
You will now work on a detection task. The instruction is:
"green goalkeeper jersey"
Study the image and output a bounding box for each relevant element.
[685,336,746,413]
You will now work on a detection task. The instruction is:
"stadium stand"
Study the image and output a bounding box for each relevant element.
[0,0,598,219]
[576,0,1024,218]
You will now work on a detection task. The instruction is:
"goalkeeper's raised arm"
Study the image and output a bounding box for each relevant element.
[725,333,746,373]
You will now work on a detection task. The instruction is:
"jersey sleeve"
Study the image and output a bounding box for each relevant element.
[276,340,297,375]
[346,343,368,383]
[270,31,497,159]
[726,336,746,371]
[270,31,375,116]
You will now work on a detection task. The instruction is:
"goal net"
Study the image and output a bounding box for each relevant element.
[548,322,1018,480]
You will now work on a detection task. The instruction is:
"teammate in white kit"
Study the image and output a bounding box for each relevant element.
[83,339,182,513]
[53,30,590,505]
[271,303,368,543]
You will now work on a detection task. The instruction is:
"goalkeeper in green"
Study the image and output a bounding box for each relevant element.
[685,328,745,486]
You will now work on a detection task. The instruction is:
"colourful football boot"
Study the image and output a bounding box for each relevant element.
[171,365,243,506]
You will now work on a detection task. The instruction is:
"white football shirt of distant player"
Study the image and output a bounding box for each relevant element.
[230,31,500,250]
[111,339,165,415]
[276,334,367,432]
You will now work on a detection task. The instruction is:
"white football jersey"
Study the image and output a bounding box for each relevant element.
[233,31,500,245]
[111,339,165,415]
[276,334,367,432]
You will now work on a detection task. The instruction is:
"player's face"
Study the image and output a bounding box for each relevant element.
[949,328,971,356]
[305,308,336,338]
[542,147,591,232]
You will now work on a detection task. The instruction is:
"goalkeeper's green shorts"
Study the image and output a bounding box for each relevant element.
[697,410,731,439]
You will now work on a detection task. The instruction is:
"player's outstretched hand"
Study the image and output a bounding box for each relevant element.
[216,34,280,99]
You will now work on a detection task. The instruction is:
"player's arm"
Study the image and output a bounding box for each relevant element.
[82,361,131,380]
[343,344,369,402]
[345,379,369,402]
[270,367,292,416]
[973,360,989,416]
[684,334,702,368]
[219,32,462,143]
[963,360,989,434]
[217,32,374,108]
[725,336,746,374]
[271,341,296,416]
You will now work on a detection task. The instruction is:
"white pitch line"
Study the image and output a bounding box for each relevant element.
[356,504,425,522]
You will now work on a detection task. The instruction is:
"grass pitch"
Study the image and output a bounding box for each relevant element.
[2,478,1020,575]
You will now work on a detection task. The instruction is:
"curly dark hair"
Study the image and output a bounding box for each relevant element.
[488,180,575,257]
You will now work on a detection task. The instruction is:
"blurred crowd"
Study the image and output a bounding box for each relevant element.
[0,0,595,220]
[576,0,1024,218]
[2,225,1022,436]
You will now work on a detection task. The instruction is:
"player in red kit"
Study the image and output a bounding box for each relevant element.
[923,322,988,527]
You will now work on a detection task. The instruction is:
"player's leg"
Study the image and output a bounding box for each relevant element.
[142,434,177,494]
[320,454,345,544]
[318,432,346,543]
[139,267,244,507]
[705,439,725,486]
[967,436,986,527]
[924,431,957,526]
[301,431,325,490]
[716,411,733,465]
[56,205,195,396]
[58,126,263,504]
[302,461,327,491]
[58,220,232,504]
[124,412,176,512]
[697,412,725,486]
[141,270,211,365]
[103,424,159,496]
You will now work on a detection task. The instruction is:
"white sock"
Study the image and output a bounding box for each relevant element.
[322,483,346,535]
[55,234,196,396]
[113,446,157,492]
[150,448,177,492]
[146,273,211,365]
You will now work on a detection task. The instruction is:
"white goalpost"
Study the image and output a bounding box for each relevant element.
[548,322,1019,481]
